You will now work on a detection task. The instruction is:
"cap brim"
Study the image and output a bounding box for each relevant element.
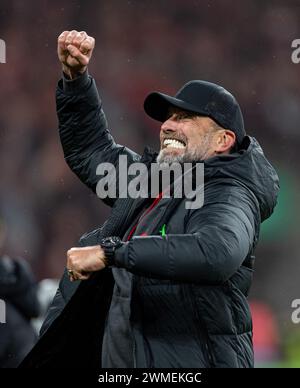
[144,92,207,122]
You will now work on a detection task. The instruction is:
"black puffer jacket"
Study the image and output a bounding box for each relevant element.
[20,73,279,368]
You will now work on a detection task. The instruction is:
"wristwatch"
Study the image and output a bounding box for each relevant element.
[100,236,123,267]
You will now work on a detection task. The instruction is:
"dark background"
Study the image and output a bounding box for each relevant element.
[0,0,299,366]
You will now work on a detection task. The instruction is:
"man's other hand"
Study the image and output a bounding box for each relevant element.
[57,30,95,79]
[66,245,106,281]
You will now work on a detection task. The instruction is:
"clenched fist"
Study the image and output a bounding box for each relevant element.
[57,30,95,79]
[67,245,106,281]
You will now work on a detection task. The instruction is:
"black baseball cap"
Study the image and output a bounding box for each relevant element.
[144,80,246,145]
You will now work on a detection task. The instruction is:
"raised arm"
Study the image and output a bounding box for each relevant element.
[57,30,140,206]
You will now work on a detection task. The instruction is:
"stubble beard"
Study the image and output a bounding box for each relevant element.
[157,132,214,165]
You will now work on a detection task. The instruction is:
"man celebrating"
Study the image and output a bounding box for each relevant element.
[21,30,279,368]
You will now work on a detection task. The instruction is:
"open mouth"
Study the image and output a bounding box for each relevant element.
[163,138,186,149]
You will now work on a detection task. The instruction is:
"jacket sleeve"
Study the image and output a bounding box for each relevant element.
[57,72,140,206]
[114,183,258,284]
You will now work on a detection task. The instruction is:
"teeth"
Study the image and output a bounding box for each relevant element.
[163,139,185,149]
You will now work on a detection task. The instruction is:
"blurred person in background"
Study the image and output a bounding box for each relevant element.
[31,278,59,335]
[0,219,40,368]
[250,300,281,367]
[20,30,279,368]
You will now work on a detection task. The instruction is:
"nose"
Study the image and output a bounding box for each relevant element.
[160,114,177,135]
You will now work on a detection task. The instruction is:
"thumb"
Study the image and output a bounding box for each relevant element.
[67,44,89,66]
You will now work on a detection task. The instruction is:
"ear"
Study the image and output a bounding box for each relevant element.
[215,130,236,153]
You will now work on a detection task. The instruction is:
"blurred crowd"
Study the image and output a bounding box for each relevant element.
[0,0,300,367]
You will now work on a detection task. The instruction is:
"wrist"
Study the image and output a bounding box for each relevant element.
[100,237,124,267]
[62,69,90,93]
[62,64,87,80]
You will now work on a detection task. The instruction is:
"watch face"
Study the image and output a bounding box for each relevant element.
[101,236,121,247]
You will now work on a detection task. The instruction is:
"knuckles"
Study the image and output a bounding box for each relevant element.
[58,30,94,49]
[67,248,80,265]
[67,256,82,272]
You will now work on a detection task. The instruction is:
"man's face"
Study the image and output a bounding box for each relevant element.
[157,107,219,164]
